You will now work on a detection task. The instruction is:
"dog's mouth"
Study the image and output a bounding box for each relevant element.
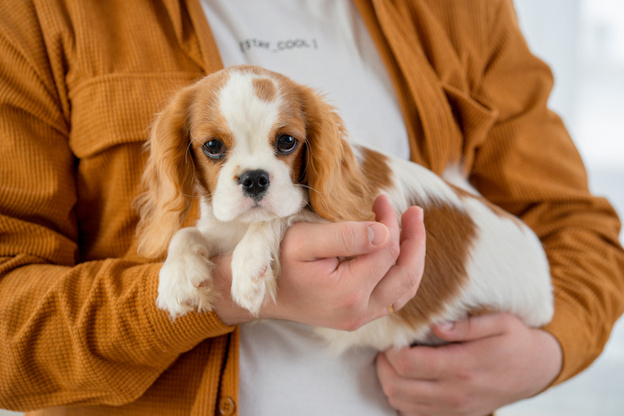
[211,180,306,223]
[235,196,279,222]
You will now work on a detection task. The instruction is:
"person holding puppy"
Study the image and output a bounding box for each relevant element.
[0,1,622,416]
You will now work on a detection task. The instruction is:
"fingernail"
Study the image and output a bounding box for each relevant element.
[368,223,389,246]
[416,206,424,221]
[437,321,454,332]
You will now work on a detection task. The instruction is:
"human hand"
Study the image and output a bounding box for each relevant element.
[376,313,563,416]
[211,194,425,327]
[261,194,426,330]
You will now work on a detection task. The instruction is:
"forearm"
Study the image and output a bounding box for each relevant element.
[502,193,624,384]
[471,0,624,385]
[0,2,238,410]
[540,224,624,384]
[0,257,234,410]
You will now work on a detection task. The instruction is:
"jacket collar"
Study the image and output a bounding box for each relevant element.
[163,0,223,74]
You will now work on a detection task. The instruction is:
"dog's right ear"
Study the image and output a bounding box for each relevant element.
[134,85,198,259]
[299,85,375,222]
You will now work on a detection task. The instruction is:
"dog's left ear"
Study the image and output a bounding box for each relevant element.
[299,86,375,222]
[134,85,198,259]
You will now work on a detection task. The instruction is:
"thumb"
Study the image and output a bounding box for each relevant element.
[431,313,512,342]
[287,220,389,261]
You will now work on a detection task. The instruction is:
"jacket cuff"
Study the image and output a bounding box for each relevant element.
[140,263,236,357]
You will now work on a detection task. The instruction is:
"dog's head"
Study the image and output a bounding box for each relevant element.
[135,65,375,258]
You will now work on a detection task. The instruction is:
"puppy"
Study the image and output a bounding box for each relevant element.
[135,65,553,352]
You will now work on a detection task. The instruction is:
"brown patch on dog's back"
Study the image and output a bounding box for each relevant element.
[253,77,277,102]
[451,183,525,229]
[467,306,495,317]
[395,197,477,329]
[358,146,393,194]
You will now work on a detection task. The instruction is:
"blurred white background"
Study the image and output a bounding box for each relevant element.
[501,1,624,415]
[1,1,622,415]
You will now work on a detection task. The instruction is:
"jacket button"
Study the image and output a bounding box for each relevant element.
[218,396,236,416]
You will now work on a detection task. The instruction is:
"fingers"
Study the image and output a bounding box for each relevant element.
[377,346,487,415]
[369,205,426,315]
[285,220,389,261]
[376,349,439,412]
[432,313,516,342]
[377,316,560,416]
[278,195,425,330]
[376,315,518,383]
[378,344,479,415]
[382,346,449,381]
[337,195,402,284]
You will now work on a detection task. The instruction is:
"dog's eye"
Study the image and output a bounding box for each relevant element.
[202,139,226,160]
[275,135,298,155]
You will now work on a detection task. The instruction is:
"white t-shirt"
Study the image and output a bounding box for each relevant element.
[201,0,409,158]
[200,1,408,414]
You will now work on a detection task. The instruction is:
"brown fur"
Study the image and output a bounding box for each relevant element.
[136,65,481,331]
[295,85,379,222]
[357,146,393,192]
[133,85,198,259]
[253,77,277,102]
[135,66,313,258]
[134,71,231,259]
[395,196,477,328]
[231,66,394,223]
[452,183,524,228]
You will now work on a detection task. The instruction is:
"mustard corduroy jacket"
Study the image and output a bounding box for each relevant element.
[1,0,623,415]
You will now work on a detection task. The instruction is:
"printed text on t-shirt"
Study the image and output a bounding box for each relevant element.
[239,38,319,53]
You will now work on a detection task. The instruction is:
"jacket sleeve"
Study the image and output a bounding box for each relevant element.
[0,2,233,411]
[470,0,624,385]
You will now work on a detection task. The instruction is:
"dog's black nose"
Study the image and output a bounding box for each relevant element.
[238,169,270,200]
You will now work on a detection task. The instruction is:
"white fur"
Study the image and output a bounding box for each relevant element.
[156,71,308,318]
[457,196,553,327]
[317,154,553,353]
[156,68,553,353]
[441,162,480,195]
[212,72,307,223]
[156,227,215,319]
[230,221,282,315]
[386,155,463,210]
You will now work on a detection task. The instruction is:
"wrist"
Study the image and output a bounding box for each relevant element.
[528,328,563,396]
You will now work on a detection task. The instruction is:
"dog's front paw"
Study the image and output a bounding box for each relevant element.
[156,228,214,320]
[230,247,277,316]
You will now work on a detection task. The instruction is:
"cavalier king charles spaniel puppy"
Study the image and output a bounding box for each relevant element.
[135,65,553,352]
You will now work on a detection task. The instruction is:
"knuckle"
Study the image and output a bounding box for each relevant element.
[361,261,380,282]
[380,380,399,401]
[455,367,474,383]
[337,223,359,251]
[333,302,368,332]
[280,232,302,258]
[447,391,471,410]
[333,310,367,331]
[404,267,422,294]
[339,318,364,332]
[339,291,363,311]
[394,268,422,307]
[386,238,400,260]
[392,354,413,377]
[501,312,519,329]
